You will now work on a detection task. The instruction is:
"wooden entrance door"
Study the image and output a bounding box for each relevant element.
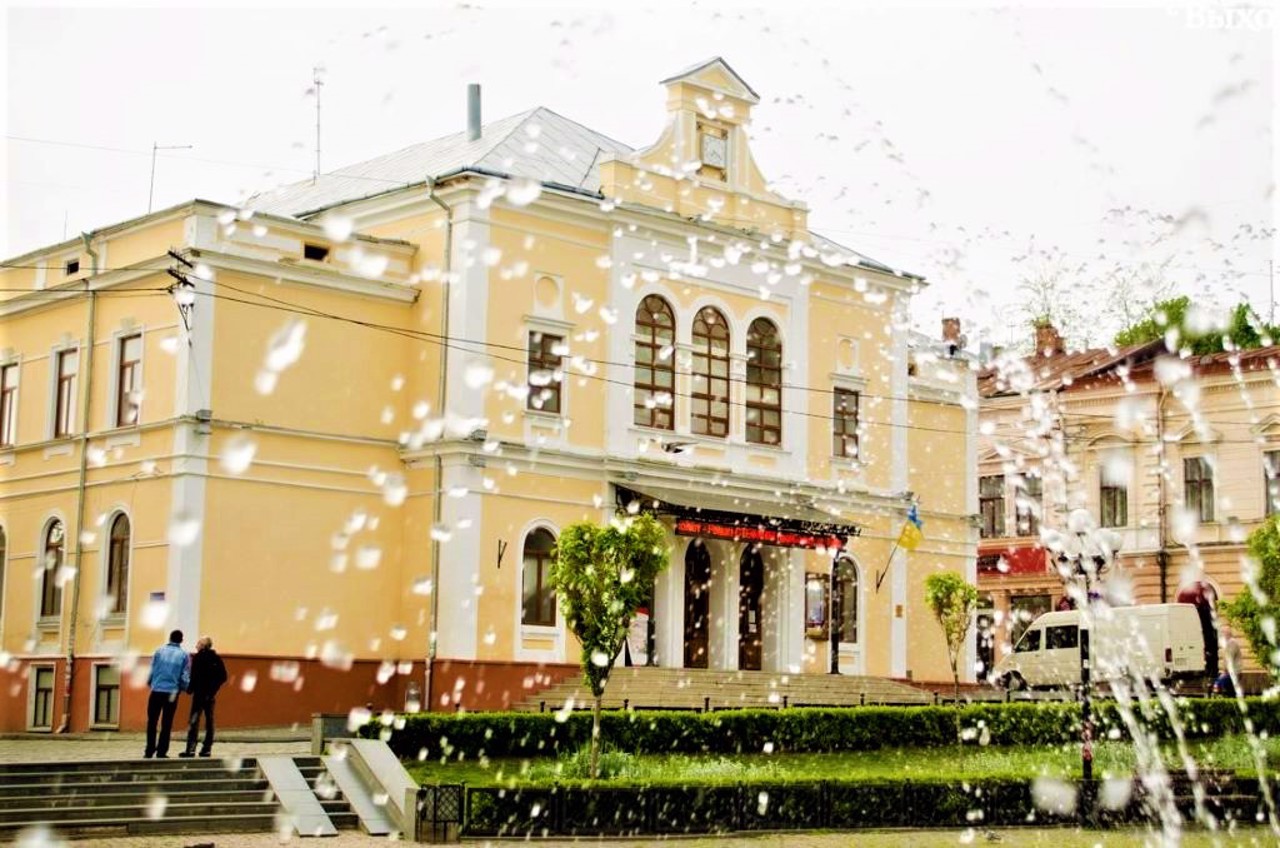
[683,541,711,669]
[739,546,764,670]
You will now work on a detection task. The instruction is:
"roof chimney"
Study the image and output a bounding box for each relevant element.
[1034,321,1066,356]
[467,83,481,142]
[942,317,962,343]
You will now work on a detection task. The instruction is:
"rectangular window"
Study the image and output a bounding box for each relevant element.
[31,666,55,729]
[1265,451,1280,517]
[93,665,121,726]
[64,259,80,276]
[526,331,564,414]
[303,243,330,262]
[0,363,17,447]
[1014,476,1041,537]
[1100,483,1128,528]
[54,349,78,439]
[116,334,142,427]
[1013,629,1041,653]
[1184,456,1215,522]
[979,475,1006,538]
[1045,625,1079,651]
[832,389,860,459]
[804,573,829,638]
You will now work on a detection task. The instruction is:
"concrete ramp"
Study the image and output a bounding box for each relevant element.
[259,756,338,837]
[321,749,397,836]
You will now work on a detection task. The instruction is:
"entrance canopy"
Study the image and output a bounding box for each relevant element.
[616,484,861,550]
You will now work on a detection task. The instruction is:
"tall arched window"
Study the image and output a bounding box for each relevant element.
[745,317,782,445]
[107,514,130,615]
[835,557,859,645]
[521,528,557,627]
[634,295,675,430]
[41,520,64,618]
[691,307,730,438]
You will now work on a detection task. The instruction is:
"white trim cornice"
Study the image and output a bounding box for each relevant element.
[188,249,418,303]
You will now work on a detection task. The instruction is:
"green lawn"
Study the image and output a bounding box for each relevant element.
[405,734,1277,787]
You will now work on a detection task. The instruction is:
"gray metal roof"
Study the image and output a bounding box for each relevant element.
[246,104,917,279]
[248,106,634,218]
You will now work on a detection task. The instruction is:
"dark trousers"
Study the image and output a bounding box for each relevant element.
[145,690,180,757]
[185,694,217,754]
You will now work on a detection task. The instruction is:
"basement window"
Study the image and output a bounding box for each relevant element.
[64,259,80,276]
[303,243,330,262]
[93,664,121,727]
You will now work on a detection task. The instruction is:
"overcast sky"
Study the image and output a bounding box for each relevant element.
[4,1,1274,346]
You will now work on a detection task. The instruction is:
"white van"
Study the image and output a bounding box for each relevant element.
[992,603,1205,690]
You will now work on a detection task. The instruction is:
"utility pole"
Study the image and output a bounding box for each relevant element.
[149,143,193,213]
[313,66,324,183]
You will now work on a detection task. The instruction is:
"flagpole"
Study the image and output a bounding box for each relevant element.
[875,538,902,593]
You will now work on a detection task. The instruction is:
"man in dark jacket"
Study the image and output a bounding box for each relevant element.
[180,636,228,757]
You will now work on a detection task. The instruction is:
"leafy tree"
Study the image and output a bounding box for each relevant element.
[1223,516,1280,680]
[551,512,670,777]
[1113,296,1278,354]
[924,571,979,742]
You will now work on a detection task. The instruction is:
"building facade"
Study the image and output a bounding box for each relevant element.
[976,322,1276,679]
[0,59,976,732]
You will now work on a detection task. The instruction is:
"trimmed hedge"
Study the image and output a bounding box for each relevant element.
[366,698,1280,761]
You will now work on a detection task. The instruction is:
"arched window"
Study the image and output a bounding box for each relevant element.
[691,307,730,438]
[633,295,675,430]
[41,521,64,618]
[107,514,130,615]
[745,317,782,445]
[835,558,859,645]
[521,528,557,627]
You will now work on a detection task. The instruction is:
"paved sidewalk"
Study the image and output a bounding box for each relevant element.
[0,728,309,763]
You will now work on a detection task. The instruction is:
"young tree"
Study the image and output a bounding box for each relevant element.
[1114,295,1278,354]
[551,512,670,777]
[924,571,979,742]
[1223,516,1280,680]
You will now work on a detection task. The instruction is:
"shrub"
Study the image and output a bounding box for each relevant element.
[366,698,1280,762]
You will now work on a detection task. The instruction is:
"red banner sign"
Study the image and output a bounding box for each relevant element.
[675,518,844,551]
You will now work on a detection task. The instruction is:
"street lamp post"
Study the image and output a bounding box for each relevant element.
[1044,508,1122,818]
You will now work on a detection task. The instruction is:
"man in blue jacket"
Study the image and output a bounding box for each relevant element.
[145,630,191,758]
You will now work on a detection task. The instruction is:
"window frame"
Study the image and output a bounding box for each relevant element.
[979,475,1006,539]
[832,388,860,459]
[115,333,143,428]
[526,330,565,415]
[91,663,121,728]
[40,520,64,620]
[1265,450,1280,517]
[1184,456,1215,523]
[53,348,79,439]
[0,362,17,447]
[745,317,782,446]
[29,664,56,731]
[520,527,557,628]
[1014,475,1041,537]
[633,295,676,430]
[1100,480,1128,528]
[690,306,730,438]
[835,557,859,645]
[106,513,131,616]
[0,525,7,628]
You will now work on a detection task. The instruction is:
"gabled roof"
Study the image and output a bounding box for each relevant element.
[978,340,1162,398]
[248,107,634,218]
[659,56,760,102]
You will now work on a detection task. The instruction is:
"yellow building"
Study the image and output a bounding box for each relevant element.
[0,59,975,732]
[977,322,1276,686]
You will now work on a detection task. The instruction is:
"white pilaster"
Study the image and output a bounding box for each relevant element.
[890,548,908,678]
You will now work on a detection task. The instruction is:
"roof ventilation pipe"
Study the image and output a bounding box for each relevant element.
[467,83,481,141]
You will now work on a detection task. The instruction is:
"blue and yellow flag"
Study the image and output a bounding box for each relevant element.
[897,504,924,551]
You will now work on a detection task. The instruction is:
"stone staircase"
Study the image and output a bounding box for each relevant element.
[517,667,932,712]
[0,755,357,839]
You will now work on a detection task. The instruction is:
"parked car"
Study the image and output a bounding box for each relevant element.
[993,603,1206,690]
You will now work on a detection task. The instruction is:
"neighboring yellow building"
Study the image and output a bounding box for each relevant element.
[0,59,975,732]
[977,322,1276,687]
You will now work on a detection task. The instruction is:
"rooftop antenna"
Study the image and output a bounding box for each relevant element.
[313,66,324,183]
[149,143,193,213]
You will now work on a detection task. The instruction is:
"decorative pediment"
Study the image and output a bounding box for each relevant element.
[659,57,761,106]
[1169,422,1222,445]
[1251,413,1280,439]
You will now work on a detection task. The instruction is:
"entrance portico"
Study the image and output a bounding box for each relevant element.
[623,485,857,674]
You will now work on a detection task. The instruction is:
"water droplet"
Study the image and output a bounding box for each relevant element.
[412,577,433,595]
[168,514,201,547]
[219,435,257,474]
[240,669,258,692]
[347,705,372,732]
[465,363,494,389]
[356,545,382,570]
[431,524,453,542]
[590,650,609,667]
[141,598,170,630]
[264,320,307,373]
[382,475,408,506]
[506,178,542,207]
[146,795,168,820]
[322,216,354,242]
[757,791,769,815]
